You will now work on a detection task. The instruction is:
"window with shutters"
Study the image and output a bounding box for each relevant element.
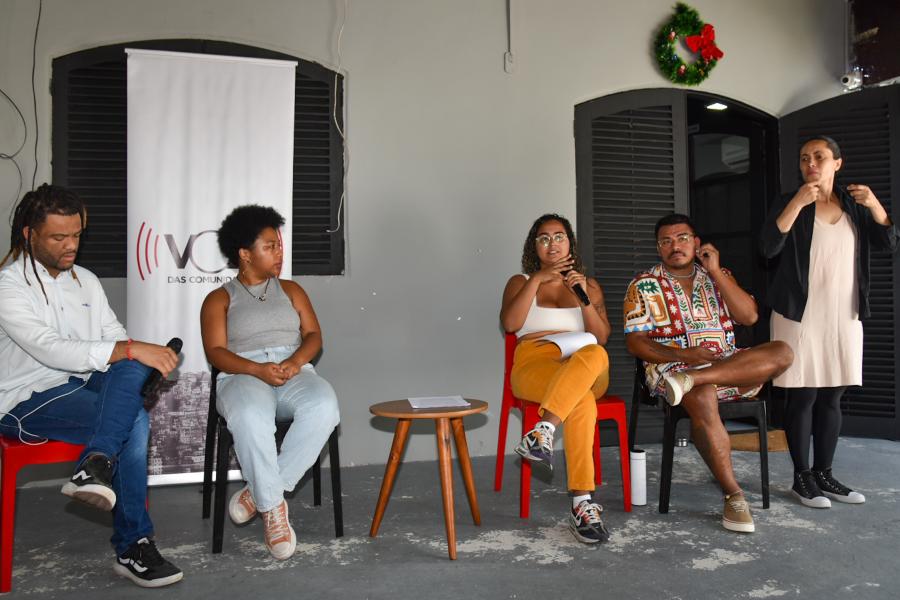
[51,40,345,277]
[575,89,688,441]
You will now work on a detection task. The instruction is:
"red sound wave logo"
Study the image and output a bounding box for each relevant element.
[135,221,160,281]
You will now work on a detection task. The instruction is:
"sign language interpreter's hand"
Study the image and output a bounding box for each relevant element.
[847,184,879,209]
[533,254,574,284]
[791,182,820,208]
[255,362,288,386]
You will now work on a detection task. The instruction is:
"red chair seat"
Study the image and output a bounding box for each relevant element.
[0,437,85,592]
[493,333,631,518]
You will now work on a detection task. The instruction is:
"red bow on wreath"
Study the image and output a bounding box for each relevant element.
[685,24,723,61]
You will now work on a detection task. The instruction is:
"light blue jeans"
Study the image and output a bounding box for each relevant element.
[216,346,340,513]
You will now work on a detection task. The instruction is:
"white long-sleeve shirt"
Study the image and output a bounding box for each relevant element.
[0,257,126,414]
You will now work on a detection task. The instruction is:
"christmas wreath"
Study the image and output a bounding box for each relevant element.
[654,3,723,86]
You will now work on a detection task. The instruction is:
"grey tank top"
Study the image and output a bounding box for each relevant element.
[223,277,302,353]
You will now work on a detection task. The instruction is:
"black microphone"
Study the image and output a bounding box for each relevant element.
[563,271,591,306]
[140,337,183,397]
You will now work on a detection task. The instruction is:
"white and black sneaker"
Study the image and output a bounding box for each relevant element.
[813,468,866,504]
[515,423,554,471]
[61,453,116,511]
[791,470,831,509]
[568,499,610,544]
[113,538,184,588]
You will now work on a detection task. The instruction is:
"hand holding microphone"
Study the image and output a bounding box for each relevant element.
[563,270,591,306]
[140,337,183,397]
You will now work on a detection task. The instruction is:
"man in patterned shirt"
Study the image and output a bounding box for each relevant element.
[624,213,793,534]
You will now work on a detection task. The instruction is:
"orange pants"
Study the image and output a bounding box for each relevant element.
[510,340,609,491]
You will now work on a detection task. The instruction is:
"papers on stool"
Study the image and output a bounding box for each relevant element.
[408,395,470,409]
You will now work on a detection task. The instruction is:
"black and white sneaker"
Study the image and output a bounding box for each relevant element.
[113,538,184,588]
[813,468,866,504]
[791,470,831,509]
[515,423,554,471]
[568,499,610,544]
[61,453,116,511]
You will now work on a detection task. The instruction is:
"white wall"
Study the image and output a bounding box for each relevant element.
[0,0,846,466]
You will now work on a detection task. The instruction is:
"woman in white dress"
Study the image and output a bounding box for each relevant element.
[761,136,899,508]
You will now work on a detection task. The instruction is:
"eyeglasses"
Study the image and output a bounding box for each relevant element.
[657,233,694,249]
[536,232,568,247]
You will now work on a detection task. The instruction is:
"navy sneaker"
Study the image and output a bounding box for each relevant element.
[569,499,610,544]
[515,423,554,471]
[113,538,184,588]
[61,453,116,511]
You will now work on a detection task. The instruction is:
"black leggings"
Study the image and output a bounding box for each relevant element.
[782,386,847,473]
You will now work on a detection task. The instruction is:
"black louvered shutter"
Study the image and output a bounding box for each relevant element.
[575,89,689,443]
[52,40,344,277]
[779,86,900,440]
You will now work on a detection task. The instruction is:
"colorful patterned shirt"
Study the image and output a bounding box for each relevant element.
[623,263,755,400]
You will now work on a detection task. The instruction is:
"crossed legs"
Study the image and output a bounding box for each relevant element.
[678,341,792,493]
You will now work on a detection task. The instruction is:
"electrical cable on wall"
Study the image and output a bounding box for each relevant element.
[326,0,349,234]
[30,0,43,190]
[0,87,27,208]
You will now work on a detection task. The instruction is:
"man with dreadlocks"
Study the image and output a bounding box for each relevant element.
[0,184,183,588]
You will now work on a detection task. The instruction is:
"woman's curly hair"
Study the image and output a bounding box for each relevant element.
[217,204,285,268]
[521,213,584,275]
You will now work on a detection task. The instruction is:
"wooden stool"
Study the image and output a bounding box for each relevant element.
[369,399,488,560]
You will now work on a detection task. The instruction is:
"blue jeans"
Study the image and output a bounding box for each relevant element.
[216,346,340,512]
[0,360,154,555]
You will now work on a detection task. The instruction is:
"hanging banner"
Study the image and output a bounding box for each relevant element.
[126,49,296,482]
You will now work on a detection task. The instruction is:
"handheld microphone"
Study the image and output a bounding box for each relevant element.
[140,337,183,397]
[563,271,591,306]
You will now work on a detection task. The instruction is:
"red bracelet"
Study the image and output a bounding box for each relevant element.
[126,338,134,360]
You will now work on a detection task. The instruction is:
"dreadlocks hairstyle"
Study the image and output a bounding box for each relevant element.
[217,204,286,269]
[2,184,87,303]
[521,213,584,275]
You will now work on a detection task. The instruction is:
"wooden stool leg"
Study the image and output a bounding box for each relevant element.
[450,417,480,525]
[435,417,456,560]
[369,419,411,537]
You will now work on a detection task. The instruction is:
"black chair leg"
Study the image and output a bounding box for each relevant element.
[659,409,679,514]
[212,424,231,554]
[628,395,641,453]
[202,386,218,520]
[328,428,343,538]
[312,456,322,507]
[757,403,770,509]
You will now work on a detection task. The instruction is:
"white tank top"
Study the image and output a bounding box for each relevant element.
[516,275,585,338]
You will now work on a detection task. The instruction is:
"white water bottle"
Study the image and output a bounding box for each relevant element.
[630,449,647,506]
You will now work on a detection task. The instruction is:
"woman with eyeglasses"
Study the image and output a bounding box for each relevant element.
[200,205,340,560]
[499,213,612,544]
[762,136,899,509]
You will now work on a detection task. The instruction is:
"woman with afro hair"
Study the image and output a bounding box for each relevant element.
[200,205,339,560]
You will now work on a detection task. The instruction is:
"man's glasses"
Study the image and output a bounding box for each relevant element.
[657,233,694,249]
[536,232,568,247]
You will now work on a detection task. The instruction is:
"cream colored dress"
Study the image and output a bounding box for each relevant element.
[771,212,863,387]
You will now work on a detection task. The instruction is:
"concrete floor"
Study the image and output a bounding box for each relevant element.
[7,437,900,599]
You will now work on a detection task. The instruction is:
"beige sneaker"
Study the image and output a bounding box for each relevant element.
[262,500,297,560]
[722,491,755,533]
[663,371,694,406]
[228,485,257,525]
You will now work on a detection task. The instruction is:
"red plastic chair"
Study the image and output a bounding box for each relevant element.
[0,437,84,593]
[494,333,631,518]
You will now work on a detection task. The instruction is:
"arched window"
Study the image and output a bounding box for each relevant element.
[52,39,345,276]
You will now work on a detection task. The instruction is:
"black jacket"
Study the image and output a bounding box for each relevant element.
[760,186,900,322]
